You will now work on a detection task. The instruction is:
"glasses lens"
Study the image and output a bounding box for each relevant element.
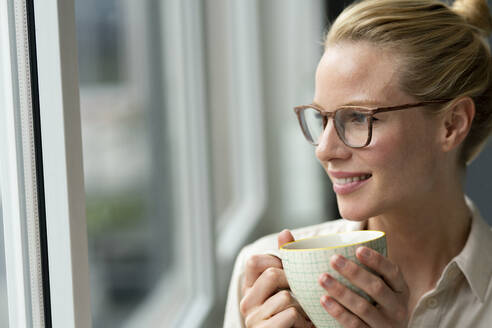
[335,108,370,147]
[300,107,326,144]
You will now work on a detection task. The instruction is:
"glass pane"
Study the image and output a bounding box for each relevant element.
[0,194,9,327]
[75,0,176,326]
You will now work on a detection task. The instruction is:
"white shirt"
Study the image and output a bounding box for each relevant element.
[223,198,492,327]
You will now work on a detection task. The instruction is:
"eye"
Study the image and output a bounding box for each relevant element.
[348,111,369,124]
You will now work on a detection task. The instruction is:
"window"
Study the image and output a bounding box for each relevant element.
[76,0,216,326]
[76,1,177,325]
[1,0,332,327]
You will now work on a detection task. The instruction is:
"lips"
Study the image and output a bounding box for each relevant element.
[329,171,372,195]
[332,174,371,185]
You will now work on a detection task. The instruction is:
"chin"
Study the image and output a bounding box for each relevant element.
[340,211,370,221]
[337,197,374,221]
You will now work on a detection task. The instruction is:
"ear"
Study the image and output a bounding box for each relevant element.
[439,97,475,153]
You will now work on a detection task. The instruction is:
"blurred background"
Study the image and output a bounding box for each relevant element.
[75,1,334,326]
[0,0,491,327]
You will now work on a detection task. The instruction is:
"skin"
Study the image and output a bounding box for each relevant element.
[240,41,475,327]
[240,231,314,327]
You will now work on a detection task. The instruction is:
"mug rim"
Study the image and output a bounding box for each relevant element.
[280,230,385,252]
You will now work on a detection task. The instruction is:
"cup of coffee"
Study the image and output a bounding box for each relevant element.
[276,230,386,328]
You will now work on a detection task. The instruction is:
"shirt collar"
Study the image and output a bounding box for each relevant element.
[453,197,492,302]
[344,218,367,231]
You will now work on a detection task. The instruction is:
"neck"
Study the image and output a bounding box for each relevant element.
[367,189,471,290]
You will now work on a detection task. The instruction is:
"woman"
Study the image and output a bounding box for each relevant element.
[224,0,492,327]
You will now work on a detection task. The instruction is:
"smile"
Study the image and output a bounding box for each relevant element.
[331,173,372,195]
[333,174,372,185]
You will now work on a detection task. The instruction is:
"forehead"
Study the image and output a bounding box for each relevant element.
[314,42,411,108]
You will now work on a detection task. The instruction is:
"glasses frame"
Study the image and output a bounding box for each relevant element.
[294,100,450,148]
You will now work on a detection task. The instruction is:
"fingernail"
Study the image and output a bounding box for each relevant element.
[321,274,334,287]
[334,255,346,269]
[360,247,371,259]
[322,296,334,308]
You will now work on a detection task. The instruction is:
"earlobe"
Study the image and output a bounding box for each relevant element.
[441,97,475,152]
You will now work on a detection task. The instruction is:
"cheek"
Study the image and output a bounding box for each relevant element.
[336,119,441,219]
[370,125,439,194]
[364,132,402,171]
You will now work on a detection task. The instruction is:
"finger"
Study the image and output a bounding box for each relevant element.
[260,307,315,328]
[356,247,408,295]
[245,290,306,327]
[319,273,385,327]
[243,254,283,291]
[320,296,370,328]
[260,290,309,323]
[240,267,290,315]
[278,229,295,249]
[329,254,401,314]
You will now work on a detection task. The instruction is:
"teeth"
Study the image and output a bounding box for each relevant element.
[333,174,371,185]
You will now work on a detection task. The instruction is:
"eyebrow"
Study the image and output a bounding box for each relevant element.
[311,99,384,111]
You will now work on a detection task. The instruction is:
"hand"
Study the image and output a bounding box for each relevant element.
[318,247,409,328]
[240,230,315,327]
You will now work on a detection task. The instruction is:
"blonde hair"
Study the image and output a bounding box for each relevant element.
[326,0,492,164]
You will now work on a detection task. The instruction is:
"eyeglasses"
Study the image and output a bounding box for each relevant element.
[293,100,450,148]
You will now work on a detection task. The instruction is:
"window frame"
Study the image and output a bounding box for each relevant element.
[0,0,33,326]
[33,0,92,326]
[1,0,92,327]
[213,0,268,263]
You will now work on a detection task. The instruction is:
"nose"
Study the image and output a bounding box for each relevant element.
[315,119,351,162]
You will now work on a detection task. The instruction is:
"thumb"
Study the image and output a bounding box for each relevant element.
[278,229,295,249]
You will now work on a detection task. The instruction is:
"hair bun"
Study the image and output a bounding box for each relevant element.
[453,0,492,36]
